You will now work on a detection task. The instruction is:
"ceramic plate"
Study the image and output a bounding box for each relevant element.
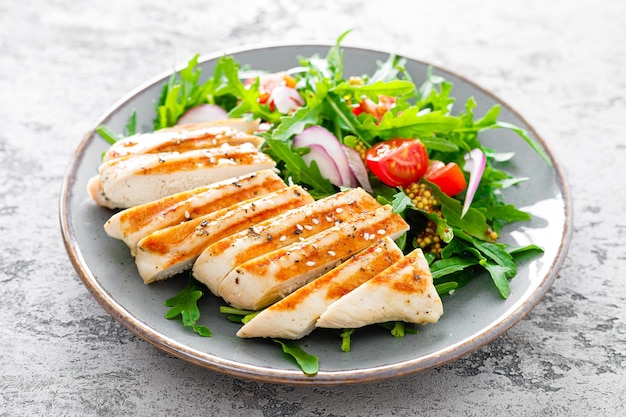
[60,44,572,385]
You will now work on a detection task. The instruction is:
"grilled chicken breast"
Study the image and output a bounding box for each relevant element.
[104,169,286,255]
[218,205,409,311]
[103,123,264,162]
[237,237,403,339]
[134,185,312,284]
[316,248,443,329]
[90,143,275,209]
[158,118,260,134]
[193,187,381,295]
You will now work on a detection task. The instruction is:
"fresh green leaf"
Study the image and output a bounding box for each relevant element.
[496,121,552,166]
[482,261,511,298]
[340,328,355,352]
[391,190,414,214]
[430,257,479,279]
[271,86,326,141]
[332,80,415,101]
[164,276,212,337]
[435,281,459,296]
[264,138,336,198]
[273,340,319,376]
[124,110,137,136]
[361,108,462,142]
[96,125,120,144]
[427,182,491,241]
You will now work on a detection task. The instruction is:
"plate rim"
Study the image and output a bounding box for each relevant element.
[59,42,573,385]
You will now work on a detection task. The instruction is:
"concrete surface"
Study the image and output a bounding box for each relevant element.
[1,0,625,415]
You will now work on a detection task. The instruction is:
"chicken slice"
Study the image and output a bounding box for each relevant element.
[134,185,312,284]
[104,169,286,255]
[103,123,263,161]
[158,118,260,134]
[237,237,403,339]
[91,143,275,209]
[316,248,443,329]
[193,187,381,295]
[218,205,409,311]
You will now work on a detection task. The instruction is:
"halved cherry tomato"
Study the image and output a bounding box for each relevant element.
[351,95,396,121]
[365,139,429,187]
[425,161,467,196]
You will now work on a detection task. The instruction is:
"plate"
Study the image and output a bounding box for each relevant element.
[60,44,572,385]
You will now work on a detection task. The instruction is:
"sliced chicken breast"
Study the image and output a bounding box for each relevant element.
[193,187,381,295]
[316,248,443,329]
[218,204,409,311]
[104,169,286,255]
[158,118,260,134]
[237,237,403,339]
[134,185,312,284]
[92,143,275,209]
[103,124,264,161]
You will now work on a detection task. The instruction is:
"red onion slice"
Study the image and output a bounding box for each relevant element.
[294,126,353,188]
[269,86,305,114]
[462,148,487,218]
[176,104,228,125]
[301,144,343,187]
[342,145,372,192]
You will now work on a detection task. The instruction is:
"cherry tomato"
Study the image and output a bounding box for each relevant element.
[365,139,429,187]
[351,95,396,121]
[425,161,467,196]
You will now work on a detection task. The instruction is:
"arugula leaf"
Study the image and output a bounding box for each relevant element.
[482,204,531,223]
[377,322,418,337]
[430,257,479,279]
[361,108,462,142]
[264,138,336,198]
[391,190,414,214]
[325,29,351,83]
[482,261,512,298]
[219,306,259,324]
[332,80,415,101]
[496,121,552,166]
[273,340,319,376]
[164,276,212,337]
[435,281,459,296]
[124,110,137,136]
[270,85,326,141]
[427,182,491,241]
[153,54,214,130]
[217,55,280,123]
[340,328,355,352]
[369,54,408,83]
[96,125,120,144]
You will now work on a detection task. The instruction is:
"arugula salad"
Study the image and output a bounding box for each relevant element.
[97,32,546,375]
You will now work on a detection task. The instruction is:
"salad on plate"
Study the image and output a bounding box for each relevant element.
[91,33,546,375]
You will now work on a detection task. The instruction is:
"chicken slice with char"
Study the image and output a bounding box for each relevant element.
[218,205,409,311]
[90,143,275,209]
[135,185,312,284]
[237,237,403,339]
[104,169,285,255]
[103,123,263,162]
[316,248,443,329]
[193,187,381,295]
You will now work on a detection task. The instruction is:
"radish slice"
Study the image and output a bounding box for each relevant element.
[176,104,228,125]
[293,126,353,188]
[462,148,487,218]
[301,144,343,186]
[342,145,372,192]
[269,86,304,114]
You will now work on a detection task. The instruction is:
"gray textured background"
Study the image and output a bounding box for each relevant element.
[1,0,625,415]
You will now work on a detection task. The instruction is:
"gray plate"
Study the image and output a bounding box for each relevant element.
[60,44,572,385]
